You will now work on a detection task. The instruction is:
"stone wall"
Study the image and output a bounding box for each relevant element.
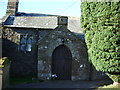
[38,26,90,80]
[0,24,2,59]
[1,26,110,80]
[2,64,10,88]
[1,26,56,77]
[6,0,19,15]
[0,57,10,89]
[2,27,39,76]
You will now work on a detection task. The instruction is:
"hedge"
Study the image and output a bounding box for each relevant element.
[81,0,120,82]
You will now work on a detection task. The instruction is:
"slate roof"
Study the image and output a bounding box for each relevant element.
[4,16,58,29]
[15,12,59,17]
[3,12,58,29]
[3,12,82,30]
[2,12,84,40]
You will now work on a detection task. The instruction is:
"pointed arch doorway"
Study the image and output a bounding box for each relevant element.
[52,45,72,80]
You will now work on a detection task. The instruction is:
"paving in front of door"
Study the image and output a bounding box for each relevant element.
[10,80,112,89]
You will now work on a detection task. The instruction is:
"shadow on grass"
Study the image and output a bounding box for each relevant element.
[10,76,44,86]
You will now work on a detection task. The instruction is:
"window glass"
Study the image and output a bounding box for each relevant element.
[20,35,32,52]
[26,36,32,52]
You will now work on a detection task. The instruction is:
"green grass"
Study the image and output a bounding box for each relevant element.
[98,84,120,90]
[10,76,44,85]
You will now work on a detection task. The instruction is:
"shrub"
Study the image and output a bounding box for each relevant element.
[81,0,120,82]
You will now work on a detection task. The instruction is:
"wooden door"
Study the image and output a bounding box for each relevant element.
[52,45,72,80]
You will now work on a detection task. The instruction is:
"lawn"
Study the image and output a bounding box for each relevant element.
[98,84,120,90]
[10,76,44,85]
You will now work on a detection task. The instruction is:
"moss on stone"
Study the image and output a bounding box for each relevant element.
[0,57,11,68]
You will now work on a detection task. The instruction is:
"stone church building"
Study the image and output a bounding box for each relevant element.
[1,0,109,80]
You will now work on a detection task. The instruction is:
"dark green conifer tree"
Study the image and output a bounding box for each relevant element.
[81,0,120,83]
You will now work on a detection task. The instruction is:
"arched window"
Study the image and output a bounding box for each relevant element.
[20,35,26,52]
[20,35,32,53]
[26,36,32,52]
